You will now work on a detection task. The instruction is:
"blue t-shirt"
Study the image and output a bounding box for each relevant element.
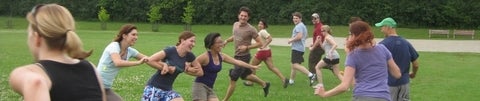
[97,42,139,88]
[195,51,222,88]
[379,36,419,86]
[146,46,196,90]
[291,22,307,52]
[345,44,392,101]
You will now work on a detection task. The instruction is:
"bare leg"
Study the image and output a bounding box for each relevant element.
[244,58,262,86]
[291,63,311,75]
[331,64,343,81]
[289,64,297,84]
[245,74,267,87]
[315,60,328,85]
[222,80,236,101]
[265,57,286,82]
[171,97,184,101]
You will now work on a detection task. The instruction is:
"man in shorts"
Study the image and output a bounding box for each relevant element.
[287,12,316,86]
[223,6,270,101]
[376,17,420,101]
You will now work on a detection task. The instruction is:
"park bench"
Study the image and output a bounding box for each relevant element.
[429,29,450,38]
[453,30,475,39]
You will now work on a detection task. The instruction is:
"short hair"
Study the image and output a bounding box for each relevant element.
[204,32,221,49]
[292,12,302,19]
[259,19,268,29]
[239,6,250,16]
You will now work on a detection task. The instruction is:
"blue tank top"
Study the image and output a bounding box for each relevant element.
[195,51,222,88]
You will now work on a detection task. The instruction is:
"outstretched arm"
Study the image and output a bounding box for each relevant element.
[221,53,259,69]
[315,66,355,97]
[110,52,146,68]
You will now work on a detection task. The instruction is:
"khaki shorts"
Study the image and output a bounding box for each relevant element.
[192,82,217,101]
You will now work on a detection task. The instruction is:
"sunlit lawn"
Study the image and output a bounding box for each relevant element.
[1,17,479,100]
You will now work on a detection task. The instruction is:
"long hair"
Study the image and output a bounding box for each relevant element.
[347,21,375,52]
[114,24,137,42]
[177,31,196,46]
[27,4,92,59]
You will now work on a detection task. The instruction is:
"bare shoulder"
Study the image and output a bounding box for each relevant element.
[9,64,51,92]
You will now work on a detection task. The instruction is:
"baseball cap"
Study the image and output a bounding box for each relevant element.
[312,13,320,19]
[375,17,397,27]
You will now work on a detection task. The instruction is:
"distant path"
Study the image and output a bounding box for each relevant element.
[270,37,480,53]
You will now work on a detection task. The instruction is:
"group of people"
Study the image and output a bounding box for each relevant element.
[8,3,420,101]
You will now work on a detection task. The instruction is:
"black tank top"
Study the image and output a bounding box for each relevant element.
[37,60,103,101]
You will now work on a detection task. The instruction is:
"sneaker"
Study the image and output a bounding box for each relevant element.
[283,79,289,88]
[309,74,317,86]
[263,82,270,97]
[243,81,253,86]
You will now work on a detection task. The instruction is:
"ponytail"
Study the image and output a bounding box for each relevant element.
[64,30,92,59]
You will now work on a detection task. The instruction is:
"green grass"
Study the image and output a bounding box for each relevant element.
[1,16,480,100]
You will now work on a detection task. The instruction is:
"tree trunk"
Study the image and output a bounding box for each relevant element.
[101,22,107,30]
[184,24,191,31]
[152,21,159,32]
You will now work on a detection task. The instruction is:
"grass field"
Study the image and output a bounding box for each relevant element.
[1,17,479,100]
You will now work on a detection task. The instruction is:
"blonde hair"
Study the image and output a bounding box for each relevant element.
[322,25,332,35]
[27,4,92,59]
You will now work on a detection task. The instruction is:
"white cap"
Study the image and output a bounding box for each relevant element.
[312,13,320,19]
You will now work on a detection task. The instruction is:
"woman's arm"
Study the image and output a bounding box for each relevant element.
[387,58,402,79]
[9,65,51,101]
[316,66,355,97]
[146,51,168,70]
[184,59,204,76]
[110,52,146,68]
[261,35,273,49]
[221,53,259,69]
[325,35,337,58]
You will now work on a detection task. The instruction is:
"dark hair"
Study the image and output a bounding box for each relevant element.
[259,19,268,29]
[177,31,196,46]
[114,24,137,42]
[204,32,221,49]
[349,17,363,24]
[239,6,250,16]
[347,21,375,51]
[292,12,302,19]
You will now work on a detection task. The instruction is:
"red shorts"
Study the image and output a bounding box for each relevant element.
[255,49,272,61]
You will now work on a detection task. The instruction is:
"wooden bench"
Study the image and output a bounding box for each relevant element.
[453,30,475,39]
[429,29,450,38]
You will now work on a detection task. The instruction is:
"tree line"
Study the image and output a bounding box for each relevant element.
[1,0,479,29]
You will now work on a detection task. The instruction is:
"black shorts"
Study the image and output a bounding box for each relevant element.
[322,57,340,65]
[229,55,252,81]
[291,50,304,64]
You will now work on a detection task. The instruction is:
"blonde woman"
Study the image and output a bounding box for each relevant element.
[312,25,343,88]
[9,4,105,101]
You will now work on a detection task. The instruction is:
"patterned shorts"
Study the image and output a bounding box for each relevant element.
[142,85,181,101]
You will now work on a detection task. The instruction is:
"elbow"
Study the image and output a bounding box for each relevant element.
[395,74,402,79]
